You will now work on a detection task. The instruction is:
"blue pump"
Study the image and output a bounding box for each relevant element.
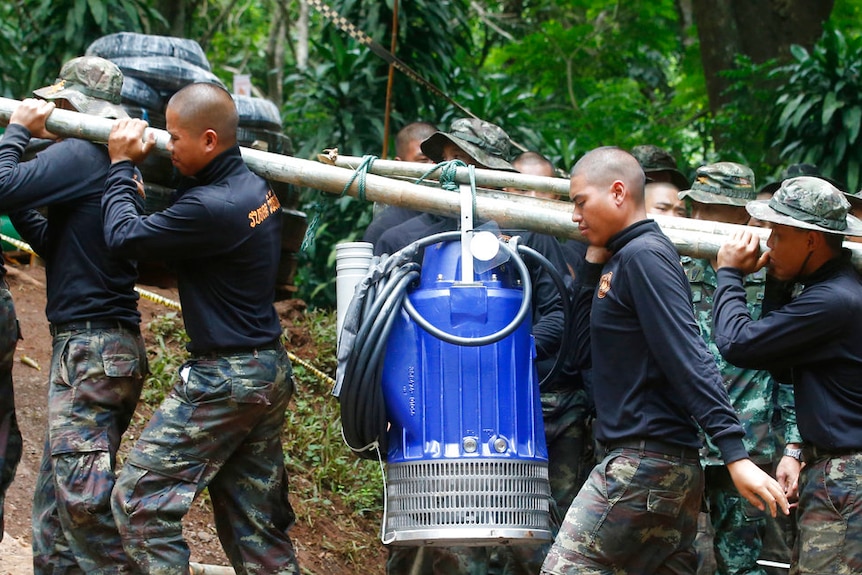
[380,238,552,546]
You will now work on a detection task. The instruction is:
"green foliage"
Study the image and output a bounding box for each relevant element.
[769,25,862,192]
[0,0,164,97]
[701,55,781,175]
[283,308,383,514]
[477,0,695,169]
[142,312,189,405]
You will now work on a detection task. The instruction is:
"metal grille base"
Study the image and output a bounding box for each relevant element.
[384,459,552,546]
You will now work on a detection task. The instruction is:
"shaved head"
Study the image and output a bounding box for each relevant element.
[513,151,556,178]
[396,122,437,157]
[571,146,645,206]
[168,83,238,149]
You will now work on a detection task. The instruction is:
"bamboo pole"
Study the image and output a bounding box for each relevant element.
[3,96,862,267]
[321,152,571,197]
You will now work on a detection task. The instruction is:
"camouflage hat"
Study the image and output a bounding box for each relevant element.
[630,144,689,190]
[33,56,127,119]
[678,162,755,207]
[420,118,516,171]
[746,176,862,236]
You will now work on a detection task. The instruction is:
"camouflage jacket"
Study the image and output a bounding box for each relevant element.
[685,257,801,466]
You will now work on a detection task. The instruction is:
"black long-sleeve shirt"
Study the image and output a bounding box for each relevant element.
[102,147,283,354]
[573,220,747,463]
[0,124,140,326]
[713,257,862,452]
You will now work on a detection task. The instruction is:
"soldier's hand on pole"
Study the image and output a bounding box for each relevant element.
[10,98,57,140]
[108,118,154,166]
[717,230,769,274]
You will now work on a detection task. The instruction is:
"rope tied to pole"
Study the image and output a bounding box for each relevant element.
[414,159,478,215]
[415,159,466,191]
[301,154,379,252]
[341,154,378,202]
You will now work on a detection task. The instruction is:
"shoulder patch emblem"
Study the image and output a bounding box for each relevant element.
[598,271,613,299]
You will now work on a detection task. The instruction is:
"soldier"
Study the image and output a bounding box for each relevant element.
[363,121,438,246]
[103,83,300,574]
[508,151,559,200]
[0,57,148,572]
[713,176,862,573]
[541,147,788,575]
[645,181,687,217]
[0,235,20,546]
[678,162,802,575]
[631,144,690,190]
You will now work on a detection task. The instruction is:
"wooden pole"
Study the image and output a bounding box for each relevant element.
[321,152,570,198]
[3,96,862,267]
[381,0,399,158]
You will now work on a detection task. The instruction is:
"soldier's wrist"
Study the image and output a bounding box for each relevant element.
[783,444,803,461]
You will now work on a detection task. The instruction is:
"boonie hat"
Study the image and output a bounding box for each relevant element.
[33,56,128,119]
[630,144,689,190]
[420,118,516,171]
[746,176,862,236]
[678,162,755,207]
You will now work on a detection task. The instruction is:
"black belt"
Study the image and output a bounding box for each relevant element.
[803,445,862,463]
[49,319,138,337]
[601,438,700,462]
[194,339,283,358]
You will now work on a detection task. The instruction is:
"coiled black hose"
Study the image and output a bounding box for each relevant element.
[337,231,570,460]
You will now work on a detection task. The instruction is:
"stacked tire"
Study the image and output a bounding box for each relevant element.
[86,32,306,294]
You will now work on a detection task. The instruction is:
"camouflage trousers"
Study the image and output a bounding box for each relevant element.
[792,452,862,575]
[694,464,768,575]
[33,325,147,574]
[386,389,594,575]
[541,446,703,575]
[112,346,300,575]
[0,282,21,541]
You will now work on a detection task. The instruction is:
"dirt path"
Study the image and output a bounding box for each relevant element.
[0,261,229,573]
[0,259,387,574]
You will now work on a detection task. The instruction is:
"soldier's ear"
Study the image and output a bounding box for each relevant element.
[610,180,626,206]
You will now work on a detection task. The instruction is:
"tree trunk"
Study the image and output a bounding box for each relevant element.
[296,0,310,71]
[692,0,834,114]
[153,0,194,37]
[265,0,288,104]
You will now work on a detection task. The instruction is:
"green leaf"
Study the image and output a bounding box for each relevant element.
[846,157,860,194]
[87,0,107,30]
[790,98,817,129]
[845,107,862,145]
[833,131,847,164]
[778,93,805,126]
[822,91,844,125]
[789,44,809,62]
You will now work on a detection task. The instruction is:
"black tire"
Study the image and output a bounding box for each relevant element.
[86,32,211,71]
[236,127,292,155]
[234,95,282,130]
[111,56,225,93]
[122,105,167,130]
[121,76,164,110]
